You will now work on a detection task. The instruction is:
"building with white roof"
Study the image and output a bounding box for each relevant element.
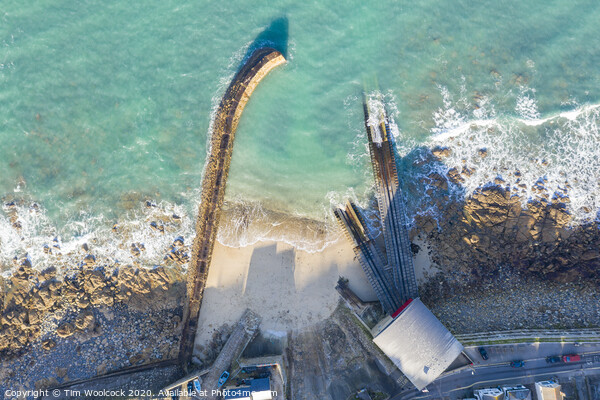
[474,388,504,400]
[535,380,564,400]
[372,298,464,390]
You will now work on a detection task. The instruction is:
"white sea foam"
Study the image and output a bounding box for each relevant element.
[0,185,348,275]
[0,197,196,274]
[426,83,600,225]
[0,201,56,272]
[3,84,599,275]
[364,86,600,228]
[518,103,600,126]
[515,88,541,121]
[217,196,340,254]
[366,93,386,144]
[430,118,496,143]
[432,85,466,136]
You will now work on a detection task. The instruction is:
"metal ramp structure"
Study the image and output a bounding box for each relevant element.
[335,97,418,315]
[336,96,464,392]
[334,202,403,315]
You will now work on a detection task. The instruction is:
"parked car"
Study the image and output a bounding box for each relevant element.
[546,355,562,364]
[217,371,230,387]
[510,360,525,368]
[478,347,489,360]
[192,378,202,392]
[563,354,581,363]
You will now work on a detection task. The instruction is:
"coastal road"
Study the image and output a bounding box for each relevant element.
[391,343,600,400]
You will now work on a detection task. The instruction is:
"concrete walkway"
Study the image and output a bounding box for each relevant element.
[455,328,600,345]
[199,309,261,399]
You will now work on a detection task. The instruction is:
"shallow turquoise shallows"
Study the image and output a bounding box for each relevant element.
[1,0,600,265]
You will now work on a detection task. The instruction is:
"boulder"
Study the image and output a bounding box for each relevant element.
[75,310,95,331]
[83,254,96,267]
[56,322,75,338]
[41,339,56,350]
[431,146,452,159]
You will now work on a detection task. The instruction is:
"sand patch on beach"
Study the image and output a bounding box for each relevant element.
[193,239,373,353]
[412,236,441,284]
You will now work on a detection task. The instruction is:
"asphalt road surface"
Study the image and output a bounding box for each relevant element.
[391,342,600,399]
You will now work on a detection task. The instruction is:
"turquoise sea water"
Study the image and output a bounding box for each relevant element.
[1,0,600,268]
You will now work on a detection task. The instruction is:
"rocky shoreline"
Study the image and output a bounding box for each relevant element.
[411,147,600,284]
[1,147,600,393]
[0,260,185,394]
[407,147,600,333]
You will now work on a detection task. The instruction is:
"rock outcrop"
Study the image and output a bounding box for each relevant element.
[0,261,185,358]
[411,150,600,283]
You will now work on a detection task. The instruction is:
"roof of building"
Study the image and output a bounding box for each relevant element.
[372,298,464,390]
[536,381,560,387]
[504,388,531,400]
[474,388,504,400]
[535,381,562,400]
[250,377,271,392]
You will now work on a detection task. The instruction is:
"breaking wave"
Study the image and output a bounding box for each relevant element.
[3,84,600,274]
[349,88,600,229]
[425,83,600,225]
[217,199,340,253]
[0,193,344,275]
[0,196,196,275]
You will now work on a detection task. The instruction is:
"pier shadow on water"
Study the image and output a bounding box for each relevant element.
[241,17,289,65]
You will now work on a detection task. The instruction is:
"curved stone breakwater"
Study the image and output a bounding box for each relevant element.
[179,47,286,363]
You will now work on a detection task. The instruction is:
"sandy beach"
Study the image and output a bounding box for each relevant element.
[193,239,370,351]
[193,234,437,355]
